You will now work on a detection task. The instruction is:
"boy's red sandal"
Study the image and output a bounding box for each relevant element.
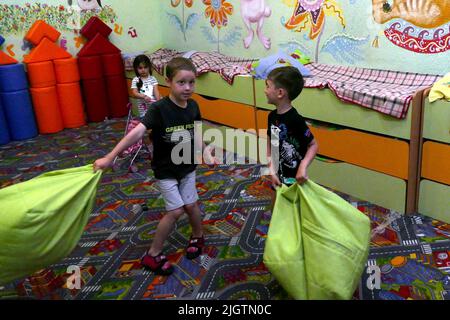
[186,236,205,260]
[141,252,174,276]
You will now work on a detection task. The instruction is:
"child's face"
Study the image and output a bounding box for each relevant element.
[137,63,150,78]
[167,70,196,103]
[264,79,280,105]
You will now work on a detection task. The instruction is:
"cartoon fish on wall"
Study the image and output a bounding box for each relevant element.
[371,0,450,53]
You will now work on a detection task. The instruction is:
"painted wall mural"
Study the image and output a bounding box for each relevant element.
[157,1,449,74]
[371,0,450,54]
[201,0,242,52]
[167,0,200,41]
[282,0,349,62]
[0,2,117,36]
[240,0,272,50]
[68,0,102,11]
[0,1,162,61]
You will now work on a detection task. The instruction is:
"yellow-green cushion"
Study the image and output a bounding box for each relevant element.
[0,165,102,285]
[263,180,371,299]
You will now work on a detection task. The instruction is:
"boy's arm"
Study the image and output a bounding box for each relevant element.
[296,138,318,184]
[267,136,281,186]
[93,123,148,171]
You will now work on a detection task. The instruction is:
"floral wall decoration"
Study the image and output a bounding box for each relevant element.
[201,0,242,52]
[167,0,200,41]
[0,3,117,36]
[283,0,346,62]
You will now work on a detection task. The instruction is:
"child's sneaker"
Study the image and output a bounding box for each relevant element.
[186,236,205,260]
[141,252,174,275]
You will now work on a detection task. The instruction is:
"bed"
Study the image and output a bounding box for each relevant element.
[419,89,450,223]
[123,49,256,131]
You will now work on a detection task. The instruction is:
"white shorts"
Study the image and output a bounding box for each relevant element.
[156,170,199,212]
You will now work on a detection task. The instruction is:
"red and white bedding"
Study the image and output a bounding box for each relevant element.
[124,49,441,119]
[124,48,255,85]
[303,63,441,119]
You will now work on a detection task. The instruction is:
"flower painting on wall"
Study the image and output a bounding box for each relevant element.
[167,0,200,41]
[283,0,346,62]
[201,0,241,52]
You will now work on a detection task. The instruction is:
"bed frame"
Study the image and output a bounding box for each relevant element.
[418,89,450,223]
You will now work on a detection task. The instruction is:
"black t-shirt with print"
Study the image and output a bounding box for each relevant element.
[141,96,201,180]
[267,107,314,179]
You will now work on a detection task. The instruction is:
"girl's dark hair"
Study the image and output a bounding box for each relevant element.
[133,55,152,90]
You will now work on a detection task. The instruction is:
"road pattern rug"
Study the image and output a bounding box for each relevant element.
[0,119,449,300]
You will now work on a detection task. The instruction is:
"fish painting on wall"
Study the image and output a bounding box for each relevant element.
[371,0,450,54]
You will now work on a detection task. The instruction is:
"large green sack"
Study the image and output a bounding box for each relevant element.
[263,180,371,299]
[0,165,102,285]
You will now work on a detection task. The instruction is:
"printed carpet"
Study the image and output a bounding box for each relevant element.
[0,119,449,300]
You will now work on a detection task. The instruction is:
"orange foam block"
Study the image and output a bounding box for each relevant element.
[29,86,64,134]
[81,16,112,41]
[23,37,71,64]
[53,58,80,83]
[77,33,120,57]
[56,83,86,128]
[25,20,60,46]
[0,51,18,65]
[27,61,56,88]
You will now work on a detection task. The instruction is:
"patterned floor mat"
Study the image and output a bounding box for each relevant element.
[0,119,449,300]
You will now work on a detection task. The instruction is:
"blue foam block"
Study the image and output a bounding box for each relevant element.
[0,98,10,145]
[0,35,4,47]
[0,64,29,92]
[1,90,37,141]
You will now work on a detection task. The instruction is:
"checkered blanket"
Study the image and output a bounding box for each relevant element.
[124,49,441,119]
[124,48,255,85]
[304,64,441,119]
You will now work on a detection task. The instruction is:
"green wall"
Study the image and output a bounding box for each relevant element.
[0,0,163,60]
[158,0,449,76]
[1,1,448,75]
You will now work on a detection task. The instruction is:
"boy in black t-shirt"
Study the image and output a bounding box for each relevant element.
[94,58,214,276]
[265,66,318,189]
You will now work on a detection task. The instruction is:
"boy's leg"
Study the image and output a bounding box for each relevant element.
[148,207,184,256]
[184,202,203,238]
[147,178,186,256]
[141,178,185,275]
[179,171,204,259]
[179,170,201,236]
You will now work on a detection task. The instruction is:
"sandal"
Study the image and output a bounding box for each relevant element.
[141,252,174,276]
[186,236,205,260]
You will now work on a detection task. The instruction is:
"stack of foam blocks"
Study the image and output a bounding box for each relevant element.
[0,35,37,146]
[23,20,86,134]
[77,17,128,122]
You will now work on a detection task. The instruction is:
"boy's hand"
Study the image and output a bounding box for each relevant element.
[144,96,153,103]
[93,156,114,172]
[295,166,308,185]
[203,147,217,168]
[270,174,282,188]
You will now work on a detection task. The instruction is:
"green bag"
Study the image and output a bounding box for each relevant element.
[263,180,371,300]
[0,165,102,285]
